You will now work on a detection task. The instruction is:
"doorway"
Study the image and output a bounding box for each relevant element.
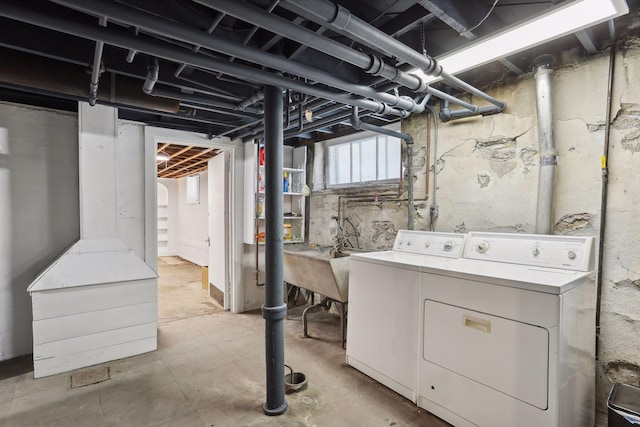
[152,139,233,321]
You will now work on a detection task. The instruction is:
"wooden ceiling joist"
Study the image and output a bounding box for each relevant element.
[160,152,217,178]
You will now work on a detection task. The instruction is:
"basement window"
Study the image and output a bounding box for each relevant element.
[326,129,401,188]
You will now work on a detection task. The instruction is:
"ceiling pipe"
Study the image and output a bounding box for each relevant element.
[142,56,159,94]
[196,0,485,114]
[533,55,557,234]
[285,0,506,111]
[195,0,428,92]
[51,0,427,114]
[125,27,139,63]
[151,86,263,115]
[351,106,415,230]
[0,47,179,112]
[239,101,347,141]
[439,100,505,122]
[88,16,107,106]
[0,3,410,119]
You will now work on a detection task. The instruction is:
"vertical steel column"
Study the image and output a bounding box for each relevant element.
[262,85,288,416]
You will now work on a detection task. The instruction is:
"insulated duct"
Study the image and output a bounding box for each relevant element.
[533,55,557,234]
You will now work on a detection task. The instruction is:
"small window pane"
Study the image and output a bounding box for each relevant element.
[360,138,377,182]
[352,142,361,182]
[336,143,351,184]
[326,129,402,187]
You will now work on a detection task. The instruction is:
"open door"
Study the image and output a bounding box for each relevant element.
[208,151,229,309]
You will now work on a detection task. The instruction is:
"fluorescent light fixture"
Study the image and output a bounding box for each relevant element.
[157,153,170,161]
[413,0,628,83]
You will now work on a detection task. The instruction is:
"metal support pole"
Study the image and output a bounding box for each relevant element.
[262,85,287,416]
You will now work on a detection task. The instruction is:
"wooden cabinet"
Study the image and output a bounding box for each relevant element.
[244,144,306,244]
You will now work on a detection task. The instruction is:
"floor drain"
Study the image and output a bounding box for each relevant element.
[71,366,110,388]
[301,396,313,405]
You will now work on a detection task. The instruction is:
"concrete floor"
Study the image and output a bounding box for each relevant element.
[0,257,451,427]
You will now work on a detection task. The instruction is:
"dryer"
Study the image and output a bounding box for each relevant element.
[347,230,466,403]
[417,232,596,427]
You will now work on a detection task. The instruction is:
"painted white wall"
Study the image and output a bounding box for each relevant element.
[0,102,79,361]
[176,171,209,266]
[157,178,179,256]
[209,154,227,297]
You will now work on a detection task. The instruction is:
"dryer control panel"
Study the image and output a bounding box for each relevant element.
[393,230,466,258]
[464,232,595,271]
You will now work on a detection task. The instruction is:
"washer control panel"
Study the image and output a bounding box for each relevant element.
[393,230,466,258]
[464,232,595,271]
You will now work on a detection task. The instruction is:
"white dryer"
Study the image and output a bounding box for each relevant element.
[347,230,466,403]
[418,232,596,427]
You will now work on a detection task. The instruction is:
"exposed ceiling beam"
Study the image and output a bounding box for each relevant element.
[417,0,524,75]
[575,28,599,54]
[379,4,436,38]
[160,151,217,178]
[158,147,215,177]
[173,163,209,179]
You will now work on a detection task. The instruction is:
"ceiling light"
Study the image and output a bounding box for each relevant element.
[157,153,170,161]
[413,0,628,83]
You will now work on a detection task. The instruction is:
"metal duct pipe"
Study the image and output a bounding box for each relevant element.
[142,56,159,94]
[533,55,557,234]
[88,16,107,106]
[285,0,506,110]
[151,87,263,115]
[351,106,415,229]
[0,47,179,112]
[51,0,424,114]
[262,85,287,416]
[0,3,409,118]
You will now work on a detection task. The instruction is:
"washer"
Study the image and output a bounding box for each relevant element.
[347,230,466,403]
[418,232,596,427]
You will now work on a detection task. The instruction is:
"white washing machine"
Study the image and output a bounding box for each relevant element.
[418,232,596,427]
[347,230,467,403]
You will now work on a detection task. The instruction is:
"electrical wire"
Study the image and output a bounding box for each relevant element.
[461,0,499,37]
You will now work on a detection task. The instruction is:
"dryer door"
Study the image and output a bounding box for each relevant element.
[423,300,549,409]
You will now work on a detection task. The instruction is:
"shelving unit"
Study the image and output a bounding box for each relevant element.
[244,145,306,245]
[157,204,169,255]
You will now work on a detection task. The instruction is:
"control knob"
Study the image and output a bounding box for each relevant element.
[476,241,490,253]
[424,241,431,248]
[567,250,577,260]
[443,241,454,252]
[532,247,540,256]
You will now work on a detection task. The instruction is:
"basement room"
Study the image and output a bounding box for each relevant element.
[1,0,639,426]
